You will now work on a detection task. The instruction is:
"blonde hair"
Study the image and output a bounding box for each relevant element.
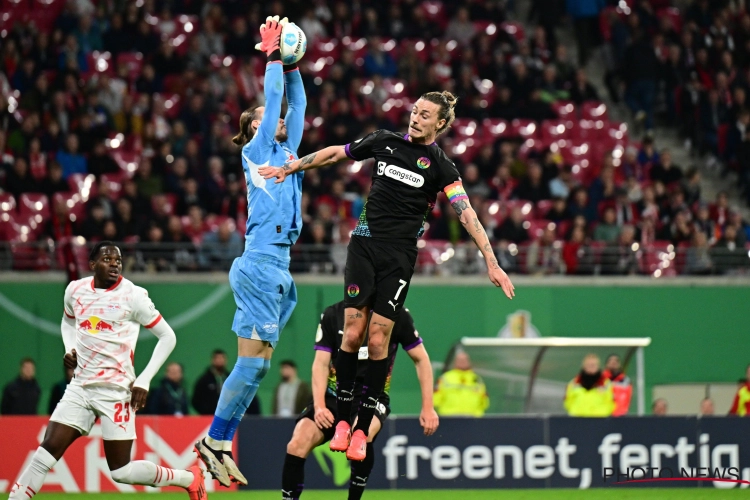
[232,107,261,146]
[420,91,458,136]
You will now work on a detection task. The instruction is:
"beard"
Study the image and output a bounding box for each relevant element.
[275,130,288,143]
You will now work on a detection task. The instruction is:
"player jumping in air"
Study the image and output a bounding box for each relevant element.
[281,301,438,500]
[195,15,307,487]
[10,242,206,500]
[260,91,514,461]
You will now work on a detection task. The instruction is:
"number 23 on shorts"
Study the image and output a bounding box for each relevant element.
[114,402,131,423]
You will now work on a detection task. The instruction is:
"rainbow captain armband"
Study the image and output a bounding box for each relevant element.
[445,181,469,204]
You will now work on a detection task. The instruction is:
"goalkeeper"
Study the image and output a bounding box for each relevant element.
[281,301,438,500]
[195,15,307,487]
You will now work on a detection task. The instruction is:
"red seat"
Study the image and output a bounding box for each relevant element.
[18,193,50,229]
[452,118,481,140]
[536,200,554,218]
[581,101,608,120]
[68,173,97,201]
[442,137,481,163]
[551,101,576,120]
[116,52,144,81]
[500,21,525,43]
[416,240,452,269]
[640,240,676,276]
[101,172,126,200]
[505,200,535,220]
[570,119,605,141]
[311,38,341,60]
[524,219,554,240]
[340,36,369,59]
[540,119,571,143]
[510,119,538,139]
[205,214,233,232]
[482,119,512,139]
[603,121,629,145]
[658,7,682,34]
[151,193,177,216]
[53,192,86,221]
[111,151,141,177]
[399,39,430,62]
[0,193,17,213]
[420,1,448,30]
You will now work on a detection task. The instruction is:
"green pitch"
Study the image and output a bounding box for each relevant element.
[33,490,750,500]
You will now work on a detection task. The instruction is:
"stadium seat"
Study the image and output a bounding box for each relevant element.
[524,219,554,240]
[536,200,554,218]
[510,119,538,140]
[603,121,629,145]
[500,22,525,43]
[420,1,448,30]
[540,119,571,143]
[151,193,177,217]
[311,38,341,60]
[551,101,576,120]
[658,7,682,34]
[482,119,512,139]
[504,200,535,219]
[570,119,605,142]
[581,101,608,121]
[52,192,86,222]
[116,52,144,82]
[340,36,368,58]
[0,193,17,213]
[640,240,676,276]
[452,118,481,140]
[111,151,141,177]
[399,39,430,62]
[416,239,452,271]
[67,173,97,201]
[101,173,126,200]
[18,194,50,229]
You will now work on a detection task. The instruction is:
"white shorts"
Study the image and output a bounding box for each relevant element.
[50,383,136,441]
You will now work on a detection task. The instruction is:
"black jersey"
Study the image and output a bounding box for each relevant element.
[314,301,422,405]
[345,130,461,244]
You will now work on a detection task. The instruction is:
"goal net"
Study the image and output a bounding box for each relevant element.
[443,337,651,415]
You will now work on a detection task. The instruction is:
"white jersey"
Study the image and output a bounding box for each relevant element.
[63,276,162,391]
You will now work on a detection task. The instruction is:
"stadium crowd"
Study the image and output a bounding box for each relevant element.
[0,0,750,275]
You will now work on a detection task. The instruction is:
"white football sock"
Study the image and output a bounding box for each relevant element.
[110,461,193,488]
[205,436,223,450]
[9,447,57,499]
[222,440,232,453]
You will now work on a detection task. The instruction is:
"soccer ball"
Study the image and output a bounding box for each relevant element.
[280,22,307,65]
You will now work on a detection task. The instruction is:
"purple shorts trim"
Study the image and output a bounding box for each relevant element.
[314,346,333,352]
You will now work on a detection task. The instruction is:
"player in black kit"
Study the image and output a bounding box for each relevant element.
[280,301,437,500]
[260,91,514,461]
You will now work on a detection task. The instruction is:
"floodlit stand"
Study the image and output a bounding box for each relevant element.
[445,337,652,415]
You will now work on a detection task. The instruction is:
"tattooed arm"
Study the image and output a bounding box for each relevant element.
[445,181,515,299]
[258,145,348,183]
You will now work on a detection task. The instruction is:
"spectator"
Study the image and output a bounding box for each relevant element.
[191,349,229,415]
[272,360,312,417]
[593,207,620,243]
[200,219,243,270]
[569,68,599,104]
[601,224,639,275]
[549,166,576,200]
[729,365,750,416]
[700,398,714,416]
[526,226,563,275]
[56,134,87,180]
[1,358,41,415]
[602,354,632,416]
[514,161,551,203]
[462,164,491,199]
[563,225,593,275]
[568,187,596,223]
[649,149,683,186]
[362,37,398,78]
[546,197,570,223]
[5,157,36,198]
[712,225,749,274]
[148,362,189,416]
[78,202,108,240]
[48,367,74,415]
[564,354,614,417]
[445,7,477,47]
[623,31,660,132]
[134,159,163,199]
[299,9,327,43]
[494,206,529,244]
[87,141,119,178]
[434,351,489,417]
[652,398,668,416]
[686,230,714,275]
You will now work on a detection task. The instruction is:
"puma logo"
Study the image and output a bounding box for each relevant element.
[388,300,398,311]
[384,146,397,154]
[118,424,127,431]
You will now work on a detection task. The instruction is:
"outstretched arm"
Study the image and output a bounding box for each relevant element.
[407,344,439,436]
[283,64,306,151]
[132,318,176,411]
[445,181,515,298]
[259,145,348,183]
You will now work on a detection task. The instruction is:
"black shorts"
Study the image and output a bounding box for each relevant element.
[343,236,418,320]
[297,394,391,443]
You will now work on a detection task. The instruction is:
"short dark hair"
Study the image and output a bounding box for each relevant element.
[280,360,297,369]
[20,357,35,366]
[212,349,226,357]
[89,241,117,261]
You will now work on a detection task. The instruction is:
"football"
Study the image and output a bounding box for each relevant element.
[280,22,307,65]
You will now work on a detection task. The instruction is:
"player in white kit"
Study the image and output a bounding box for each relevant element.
[9,242,207,500]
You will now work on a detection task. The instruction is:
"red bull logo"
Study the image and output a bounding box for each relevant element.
[79,316,115,334]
